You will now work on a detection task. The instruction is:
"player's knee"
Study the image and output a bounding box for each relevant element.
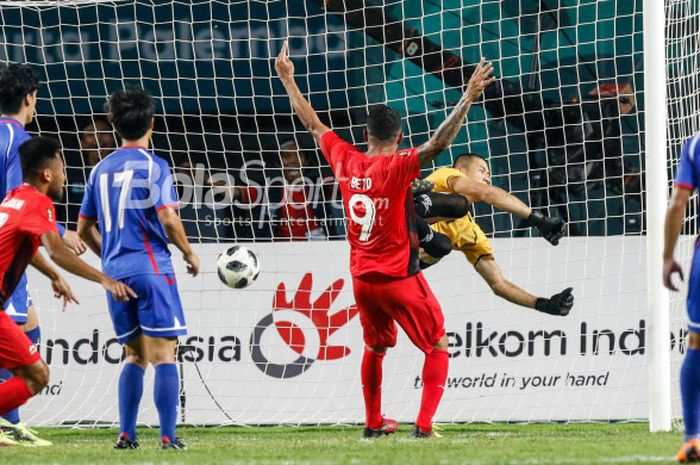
[413,194,432,218]
[124,339,148,368]
[124,353,148,369]
[421,231,452,259]
[22,360,49,394]
[145,337,177,365]
[432,336,448,351]
[365,345,388,353]
[689,331,700,350]
[36,363,50,390]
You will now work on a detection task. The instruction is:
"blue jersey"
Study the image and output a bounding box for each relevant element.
[0,117,65,235]
[79,147,179,279]
[676,135,700,191]
[0,117,30,198]
[677,135,700,329]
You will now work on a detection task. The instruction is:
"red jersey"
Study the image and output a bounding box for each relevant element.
[0,184,58,306]
[320,131,420,279]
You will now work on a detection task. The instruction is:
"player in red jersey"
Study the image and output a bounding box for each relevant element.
[276,41,495,437]
[0,137,135,421]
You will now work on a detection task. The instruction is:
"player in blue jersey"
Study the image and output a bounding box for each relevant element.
[0,63,87,446]
[77,87,200,451]
[664,134,700,463]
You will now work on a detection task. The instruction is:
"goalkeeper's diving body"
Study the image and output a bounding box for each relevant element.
[415,153,574,316]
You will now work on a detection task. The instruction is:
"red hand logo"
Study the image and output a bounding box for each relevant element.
[273,273,359,360]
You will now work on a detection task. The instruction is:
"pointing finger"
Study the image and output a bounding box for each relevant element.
[127,285,138,299]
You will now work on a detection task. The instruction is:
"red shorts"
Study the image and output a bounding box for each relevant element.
[353,272,445,354]
[0,311,41,369]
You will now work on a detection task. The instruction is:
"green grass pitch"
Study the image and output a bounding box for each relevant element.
[0,423,683,464]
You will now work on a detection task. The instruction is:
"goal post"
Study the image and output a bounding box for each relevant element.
[643,0,672,433]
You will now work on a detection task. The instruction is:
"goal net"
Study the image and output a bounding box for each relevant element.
[666,0,700,426]
[0,0,657,427]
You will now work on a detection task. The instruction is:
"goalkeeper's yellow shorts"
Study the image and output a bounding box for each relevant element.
[429,214,494,267]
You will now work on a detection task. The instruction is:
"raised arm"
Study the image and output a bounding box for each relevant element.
[417,58,495,167]
[663,186,692,291]
[275,40,330,144]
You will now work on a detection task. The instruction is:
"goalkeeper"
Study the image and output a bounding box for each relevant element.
[416,153,574,316]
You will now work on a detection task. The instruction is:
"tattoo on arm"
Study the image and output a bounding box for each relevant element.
[417,94,474,167]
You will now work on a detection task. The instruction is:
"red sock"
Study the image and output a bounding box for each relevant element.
[361,349,385,429]
[416,349,449,433]
[0,376,32,416]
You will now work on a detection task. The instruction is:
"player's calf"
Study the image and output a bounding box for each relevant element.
[417,218,452,260]
[0,360,49,417]
[414,192,470,220]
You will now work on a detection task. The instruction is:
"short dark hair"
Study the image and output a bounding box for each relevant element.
[20,137,61,180]
[366,105,402,141]
[0,63,40,114]
[105,87,155,140]
[453,152,486,168]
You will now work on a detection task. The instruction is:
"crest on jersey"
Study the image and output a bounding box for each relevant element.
[397,149,411,157]
[47,208,53,222]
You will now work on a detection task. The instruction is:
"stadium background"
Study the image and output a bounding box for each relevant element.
[0,0,644,240]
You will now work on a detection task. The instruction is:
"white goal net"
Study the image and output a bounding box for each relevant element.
[0,0,659,427]
[666,0,700,426]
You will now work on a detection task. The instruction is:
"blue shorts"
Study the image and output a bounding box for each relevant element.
[108,273,187,344]
[4,274,33,324]
[689,252,700,332]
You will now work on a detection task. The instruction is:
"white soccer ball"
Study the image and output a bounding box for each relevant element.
[216,245,260,289]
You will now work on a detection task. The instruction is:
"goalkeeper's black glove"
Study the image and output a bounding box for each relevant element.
[526,211,566,246]
[412,178,435,197]
[535,287,574,316]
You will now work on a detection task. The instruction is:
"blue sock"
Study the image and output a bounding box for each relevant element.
[682,348,700,441]
[118,364,144,440]
[154,364,179,442]
[1,327,40,425]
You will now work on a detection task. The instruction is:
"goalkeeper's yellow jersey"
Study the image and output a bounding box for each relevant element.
[425,167,494,267]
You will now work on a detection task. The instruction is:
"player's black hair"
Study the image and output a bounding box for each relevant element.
[366,104,402,141]
[105,87,155,140]
[19,137,61,180]
[0,63,40,114]
[452,152,486,168]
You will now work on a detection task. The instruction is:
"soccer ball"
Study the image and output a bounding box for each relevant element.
[216,245,260,289]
